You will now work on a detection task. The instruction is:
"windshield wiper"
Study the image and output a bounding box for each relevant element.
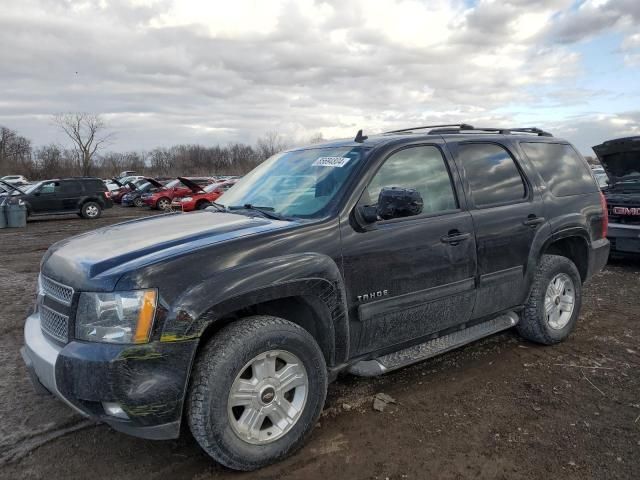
[227,204,289,221]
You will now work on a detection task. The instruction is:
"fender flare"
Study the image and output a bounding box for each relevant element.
[160,253,349,365]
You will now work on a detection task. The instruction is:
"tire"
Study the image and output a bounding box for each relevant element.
[80,201,102,219]
[517,254,582,345]
[196,201,211,210]
[133,197,144,207]
[156,197,171,210]
[187,316,327,471]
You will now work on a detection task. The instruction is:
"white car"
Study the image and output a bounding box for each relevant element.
[1,175,29,185]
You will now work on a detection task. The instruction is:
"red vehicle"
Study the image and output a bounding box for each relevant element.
[141,177,214,210]
[171,179,237,211]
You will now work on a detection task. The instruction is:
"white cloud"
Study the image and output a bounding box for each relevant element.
[0,0,637,154]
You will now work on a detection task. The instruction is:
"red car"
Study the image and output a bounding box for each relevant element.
[141,177,214,210]
[171,179,237,211]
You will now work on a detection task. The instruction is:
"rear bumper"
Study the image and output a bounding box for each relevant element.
[608,223,640,254]
[22,312,197,440]
[587,237,610,280]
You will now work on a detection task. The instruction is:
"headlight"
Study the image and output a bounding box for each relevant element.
[181,197,192,202]
[76,289,157,344]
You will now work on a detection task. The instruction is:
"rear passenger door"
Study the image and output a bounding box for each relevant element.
[59,180,83,211]
[450,142,544,318]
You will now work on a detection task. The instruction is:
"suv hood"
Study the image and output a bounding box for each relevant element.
[593,136,640,187]
[41,211,292,290]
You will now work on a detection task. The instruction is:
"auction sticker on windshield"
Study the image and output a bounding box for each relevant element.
[312,156,351,167]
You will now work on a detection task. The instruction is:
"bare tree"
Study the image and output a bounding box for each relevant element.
[256,131,289,161]
[53,113,113,176]
[0,126,32,175]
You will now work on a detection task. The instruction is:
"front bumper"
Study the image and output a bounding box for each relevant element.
[608,223,640,254]
[22,312,198,440]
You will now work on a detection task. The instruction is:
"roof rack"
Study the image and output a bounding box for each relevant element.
[384,124,553,137]
[383,124,474,134]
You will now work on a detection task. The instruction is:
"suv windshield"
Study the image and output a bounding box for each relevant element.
[218,146,366,218]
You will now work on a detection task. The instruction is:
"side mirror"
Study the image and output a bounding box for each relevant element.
[377,187,423,220]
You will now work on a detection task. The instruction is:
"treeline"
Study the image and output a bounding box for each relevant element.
[0,124,301,180]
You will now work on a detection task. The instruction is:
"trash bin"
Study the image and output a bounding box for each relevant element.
[0,200,6,229]
[6,200,27,228]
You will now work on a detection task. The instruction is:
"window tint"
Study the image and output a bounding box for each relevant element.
[520,142,597,197]
[60,181,82,194]
[366,146,457,215]
[458,144,526,207]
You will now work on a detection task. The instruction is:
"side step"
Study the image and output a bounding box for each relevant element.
[348,312,519,377]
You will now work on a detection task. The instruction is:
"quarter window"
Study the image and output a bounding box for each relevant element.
[458,144,526,207]
[366,146,457,215]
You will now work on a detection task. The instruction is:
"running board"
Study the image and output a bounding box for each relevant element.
[348,312,519,377]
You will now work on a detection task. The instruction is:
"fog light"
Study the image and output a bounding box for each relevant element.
[102,402,129,419]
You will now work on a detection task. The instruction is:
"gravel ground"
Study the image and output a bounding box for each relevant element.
[0,207,638,480]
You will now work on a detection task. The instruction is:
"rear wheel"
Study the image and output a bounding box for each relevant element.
[187,316,327,471]
[80,201,102,219]
[133,197,144,207]
[518,254,582,345]
[156,197,171,210]
[196,200,211,210]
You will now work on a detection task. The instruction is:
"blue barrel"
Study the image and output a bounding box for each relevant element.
[6,200,27,228]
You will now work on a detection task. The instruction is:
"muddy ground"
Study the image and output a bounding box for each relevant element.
[0,207,638,479]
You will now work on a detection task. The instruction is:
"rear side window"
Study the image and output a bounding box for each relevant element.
[60,181,83,194]
[457,143,526,207]
[520,142,596,197]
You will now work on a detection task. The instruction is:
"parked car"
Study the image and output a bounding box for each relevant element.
[1,174,29,186]
[116,170,138,179]
[121,178,165,207]
[2,177,112,219]
[593,136,640,254]
[21,124,608,471]
[141,177,214,209]
[110,178,148,204]
[171,179,237,211]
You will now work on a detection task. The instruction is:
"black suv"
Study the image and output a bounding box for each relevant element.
[21,125,609,470]
[593,136,640,254]
[1,177,112,219]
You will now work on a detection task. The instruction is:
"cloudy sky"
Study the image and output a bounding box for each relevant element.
[0,0,638,154]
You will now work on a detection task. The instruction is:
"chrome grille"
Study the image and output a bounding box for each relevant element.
[41,275,74,306]
[40,304,69,343]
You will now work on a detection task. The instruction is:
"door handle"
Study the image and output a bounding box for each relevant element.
[440,232,471,245]
[523,215,545,228]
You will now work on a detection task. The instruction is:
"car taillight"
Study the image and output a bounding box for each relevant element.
[600,191,608,238]
[105,191,111,198]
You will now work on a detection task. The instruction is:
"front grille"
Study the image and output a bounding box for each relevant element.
[607,206,640,225]
[41,275,74,306]
[40,304,69,343]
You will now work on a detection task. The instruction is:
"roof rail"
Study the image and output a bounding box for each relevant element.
[427,125,553,137]
[383,124,553,137]
[383,123,475,134]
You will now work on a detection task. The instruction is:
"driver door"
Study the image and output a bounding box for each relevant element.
[340,144,478,356]
[30,181,63,213]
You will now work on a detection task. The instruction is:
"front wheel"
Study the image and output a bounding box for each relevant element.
[156,197,171,210]
[196,201,211,210]
[133,197,144,207]
[518,254,582,345]
[187,316,327,471]
[80,201,102,219]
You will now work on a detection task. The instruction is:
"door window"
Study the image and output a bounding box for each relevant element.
[457,144,526,207]
[39,181,61,194]
[366,146,458,215]
[60,181,82,194]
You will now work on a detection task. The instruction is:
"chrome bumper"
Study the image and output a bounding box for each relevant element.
[21,312,89,417]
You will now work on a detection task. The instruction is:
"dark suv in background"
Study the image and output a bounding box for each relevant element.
[22,124,608,470]
[593,136,640,255]
[2,177,112,219]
